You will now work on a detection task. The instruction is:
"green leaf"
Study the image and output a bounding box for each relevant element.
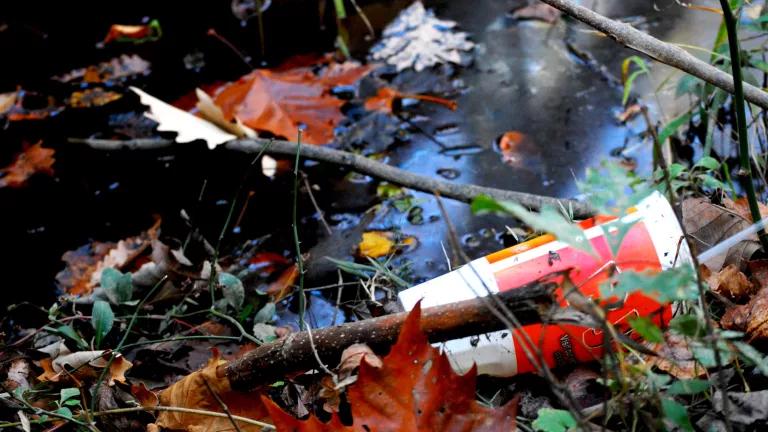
[694,156,720,171]
[691,340,731,368]
[101,267,133,304]
[658,112,692,146]
[532,408,577,432]
[577,160,650,216]
[661,398,693,431]
[669,314,706,337]
[59,387,80,405]
[623,69,646,105]
[628,316,664,343]
[734,341,768,376]
[472,197,596,257]
[667,379,710,395]
[603,267,699,303]
[51,325,88,350]
[253,302,276,324]
[219,272,244,310]
[91,300,114,348]
[53,406,73,419]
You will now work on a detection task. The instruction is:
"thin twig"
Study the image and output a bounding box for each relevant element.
[202,376,243,432]
[433,192,469,266]
[301,171,333,235]
[292,130,307,331]
[90,405,275,430]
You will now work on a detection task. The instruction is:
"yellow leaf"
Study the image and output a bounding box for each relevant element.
[359,232,394,258]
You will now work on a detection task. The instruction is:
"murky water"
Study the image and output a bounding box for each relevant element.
[0,0,721,310]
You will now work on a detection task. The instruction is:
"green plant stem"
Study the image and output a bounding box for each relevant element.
[89,276,167,413]
[719,0,768,252]
[120,335,241,350]
[292,130,306,330]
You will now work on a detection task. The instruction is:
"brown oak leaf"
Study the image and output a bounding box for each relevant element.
[706,264,756,302]
[721,288,768,342]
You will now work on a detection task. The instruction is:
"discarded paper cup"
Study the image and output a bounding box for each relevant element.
[398,191,691,376]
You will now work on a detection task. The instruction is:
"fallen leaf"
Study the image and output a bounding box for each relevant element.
[39,350,132,385]
[56,223,156,295]
[721,287,768,342]
[370,1,475,72]
[0,90,16,115]
[132,87,237,149]
[67,88,122,108]
[510,3,562,23]
[4,359,30,391]
[195,88,256,139]
[213,59,372,145]
[358,231,395,258]
[54,54,151,83]
[364,87,457,114]
[337,344,382,379]
[682,197,761,271]
[723,197,768,223]
[711,390,768,426]
[616,103,643,123]
[648,333,706,379]
[706,264,756,302]
[496,131,536,168]
[265,264,298,301]
[264,302,518,431]
[155,350,269,432]
[103,19,161,44]
[131,382,159,408]
[0,142,55,188]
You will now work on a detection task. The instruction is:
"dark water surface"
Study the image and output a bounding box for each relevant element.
[0,0,718,311]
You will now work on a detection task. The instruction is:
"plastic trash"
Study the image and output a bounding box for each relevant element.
[398,191,691,376]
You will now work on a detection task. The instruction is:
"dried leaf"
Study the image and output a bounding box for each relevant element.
[616,103,643,123]
[213,59,372,145]
[510,3,562,23]
[723,197,768,223]
[721,287,768,342]
[647,333,706,379]
[0,142,55,188]
[358,231,395,258]
[156,350,269,432]
[103,20,161,44]
[195,88,256,139]
[38,350,132,385]
[370,1,475,72]
[266,264,298,301]
[130,382,159,408]
[264,303,518,431]
[0,90,17,115]
[67,88,122,108]
[682,197,761,271]
[4,359,30,392]
[132,87,237,149]
[706,264,756,302]
[54,54,151,83]
[364,87,457,114]
[337,344,382,379]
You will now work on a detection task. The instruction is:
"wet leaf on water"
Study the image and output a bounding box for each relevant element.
[263,303,518,430]
[0,142,55,188]
[510,3,561,24]
[370,1,475,72]
[67,88,122,108]
[364,87,457,114]
[103,19,161,44]
[53,54,151,83]
[92,300,114,348]
[214,58,372,145]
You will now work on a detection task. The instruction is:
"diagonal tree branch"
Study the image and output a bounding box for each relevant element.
[538,0,768,110]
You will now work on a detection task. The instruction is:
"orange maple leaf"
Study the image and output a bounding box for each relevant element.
[263,302,518,431]
[364,87,457,114]
[0,142,55,188]
[214,59,373,145]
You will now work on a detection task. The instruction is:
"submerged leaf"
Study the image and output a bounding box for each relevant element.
[0,142,55,188]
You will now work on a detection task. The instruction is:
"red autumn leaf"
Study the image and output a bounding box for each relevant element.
[103,20,160,44]
[213,59,373,145]
[263,302,518,431]
[364,87,458,114]
[0,142,55,188]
